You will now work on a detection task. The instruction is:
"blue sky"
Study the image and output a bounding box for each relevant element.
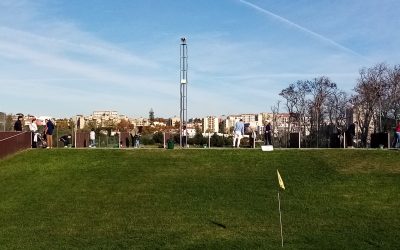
[1,0,399,118]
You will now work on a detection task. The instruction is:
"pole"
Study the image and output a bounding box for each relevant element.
[343,134,346,149]
[344,108,346,149]
[278,191,284,247]
[163,132,166,149]
[299,113,301,149]
[74,126,77,148]
[180,38,188,148]
[253,131,256,148]
[56,127,58,148]
[379,100,382,133]
[298,131,300,148]
[316,112,319,148]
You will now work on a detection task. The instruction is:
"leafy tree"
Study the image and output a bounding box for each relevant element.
[82,120,97,132]
[153,131,164,144]
[5,114,13,131]
[116,119,133,132]
[140,135,155,145]
[141,126,157,135]
[193,130,205,146]
[210,133,224,147]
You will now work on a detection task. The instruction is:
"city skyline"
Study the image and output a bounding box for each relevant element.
[1,0,400,118]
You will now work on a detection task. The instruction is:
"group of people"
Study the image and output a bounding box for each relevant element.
[232,119,272,148]
[233,119,399,149]
[14,116,55,148]
[13,115,400,149]
[130,128,141,148]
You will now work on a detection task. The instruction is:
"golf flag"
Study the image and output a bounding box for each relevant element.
[277,170,285,190]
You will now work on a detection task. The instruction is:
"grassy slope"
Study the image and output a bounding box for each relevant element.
[0,149,399,249]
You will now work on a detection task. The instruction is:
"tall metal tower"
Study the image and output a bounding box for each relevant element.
[149,108,154,125]
[180,37,188,147]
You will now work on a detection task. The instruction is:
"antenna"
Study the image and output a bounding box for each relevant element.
[180,37,188,147]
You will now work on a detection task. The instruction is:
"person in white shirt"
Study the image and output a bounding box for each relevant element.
[29,118,38,148]
[182,125,188,147]
[233,119,244,148]
[89,128,96,148]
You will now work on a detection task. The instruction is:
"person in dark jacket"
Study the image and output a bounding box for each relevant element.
[264,122,272,145]
[45,119,55,149]
[59,134,71,147]
[14,116,23,131]
[346,122,356,147]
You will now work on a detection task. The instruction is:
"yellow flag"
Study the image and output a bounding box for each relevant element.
[277,170,285,190]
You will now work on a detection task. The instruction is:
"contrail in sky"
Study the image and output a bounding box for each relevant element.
[239,0,364,58]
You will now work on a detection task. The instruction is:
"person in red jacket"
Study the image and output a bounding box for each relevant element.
[395,121,400,148]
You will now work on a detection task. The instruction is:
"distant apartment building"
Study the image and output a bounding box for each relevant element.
[168,116,180,127]
[218,112,295,135]
[75,115,85,129]
[132,117,150,127]
[152,121,167,127]
[221,116,235,133]
[202,116,219,133]
[92,111,118,118]
[85,111,120,127]
[220,113,264,133]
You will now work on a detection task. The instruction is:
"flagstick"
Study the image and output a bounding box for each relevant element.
[278,191,284,247]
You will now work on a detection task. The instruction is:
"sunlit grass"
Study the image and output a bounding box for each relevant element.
[0,149,399,249]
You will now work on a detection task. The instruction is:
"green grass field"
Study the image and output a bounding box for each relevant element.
[0,149,399,249]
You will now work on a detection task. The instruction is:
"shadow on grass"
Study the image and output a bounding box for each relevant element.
[209,219,227,229]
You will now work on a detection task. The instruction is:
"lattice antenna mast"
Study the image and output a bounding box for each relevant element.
[180,37,188,147]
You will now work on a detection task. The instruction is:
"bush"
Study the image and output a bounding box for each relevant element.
[152,131,163,144]
[140,135,155,145]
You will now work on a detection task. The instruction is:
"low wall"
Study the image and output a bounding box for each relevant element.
[0,132,32,159]
[75,132,90,148]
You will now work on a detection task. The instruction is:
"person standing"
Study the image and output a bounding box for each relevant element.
[182,125,188,147]
[89,128,96,148]
[14,115,23,131]
[395,121,400,148]
[130,126,138,147]
[232,119,244,148]
[45,119,55,149]
[29,118,38,148]
[346,122,356,148]
[264,122,272,145]
[134,133,140,148]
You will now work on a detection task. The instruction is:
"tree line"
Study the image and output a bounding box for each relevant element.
[277,63,400,147]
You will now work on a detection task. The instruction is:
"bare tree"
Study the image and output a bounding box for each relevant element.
[307,76,337,147]
[279,81,311,147]
[294,81,311,144]
[271,100,281,147]
[279,85,297,147]
[352,63,388,146]
[387,65,400,122]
